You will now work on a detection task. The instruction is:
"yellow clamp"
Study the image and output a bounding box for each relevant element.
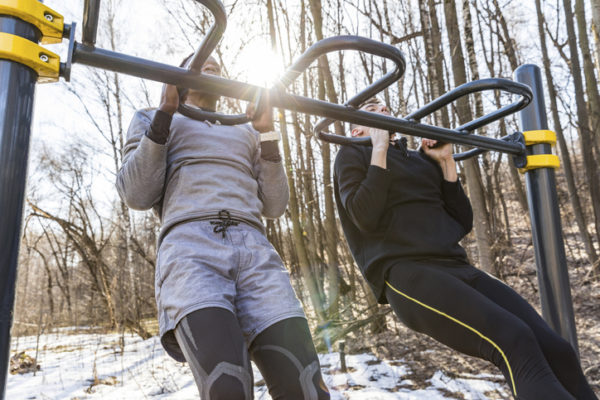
[519,154,560,173]
[0,32,59,82]
[0,0,64,44]
[523,129,556,146]
[519,130,560,172]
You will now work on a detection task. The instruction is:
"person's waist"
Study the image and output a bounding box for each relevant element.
[358,245,468,265]
[158,210,265,243]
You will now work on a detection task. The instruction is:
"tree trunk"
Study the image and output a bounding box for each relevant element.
[491,0,519,71]
[563,0,600,245]
[484,0,530,214]
[428,0,450,127]
[308,0,343,319]
[463,0,502,255]
[444,0,495,273]
[418,1,436,105]
[575,0,600,161]
[591,0,600,72]
[266,0,326,321]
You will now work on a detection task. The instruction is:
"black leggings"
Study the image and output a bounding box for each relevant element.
[384,260,597,400]
[174,307,330,400]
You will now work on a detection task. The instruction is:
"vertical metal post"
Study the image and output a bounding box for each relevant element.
[82,0,101,46]
[514,64,579,353]
[0,16,40,399]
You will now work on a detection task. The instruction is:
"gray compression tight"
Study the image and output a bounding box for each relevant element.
[174,307,330,400]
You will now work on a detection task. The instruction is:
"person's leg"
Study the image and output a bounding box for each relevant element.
[384,262,574,400]
[174,307,254,400]
[470,270,598,400]
[249,317,330,400]
[234,226,329,399]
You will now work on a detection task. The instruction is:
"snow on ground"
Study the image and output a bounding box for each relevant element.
[8,331,509,399]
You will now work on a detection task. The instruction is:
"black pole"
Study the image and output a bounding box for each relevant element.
[514,64,578,353]
[82,0,101,46]
[0,16,40,399]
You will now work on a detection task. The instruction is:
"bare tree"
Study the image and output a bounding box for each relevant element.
[561,0,600,244]
[444,0,495,273]
[534,0,598,266]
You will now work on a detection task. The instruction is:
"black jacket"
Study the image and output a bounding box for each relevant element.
[334,142,473,302]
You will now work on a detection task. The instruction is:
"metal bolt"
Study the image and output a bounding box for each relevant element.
[40,54,49,63]
[44,13,54,22]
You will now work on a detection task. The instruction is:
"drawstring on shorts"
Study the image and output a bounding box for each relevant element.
[210,210,239,238]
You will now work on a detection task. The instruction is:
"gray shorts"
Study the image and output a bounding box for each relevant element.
[156,219,306,361]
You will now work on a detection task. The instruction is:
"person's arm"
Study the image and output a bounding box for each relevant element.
[255,138,289,218]
[248,96,289,218]
[421,138,473,233]
[335,142,393,232]
[116,84,177,210]
[441,179,473,234]
[115,110,169,210]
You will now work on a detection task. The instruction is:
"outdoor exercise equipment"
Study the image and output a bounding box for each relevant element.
[0,1,577,397]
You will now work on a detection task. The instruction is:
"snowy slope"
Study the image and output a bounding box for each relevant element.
[7,332,509,399]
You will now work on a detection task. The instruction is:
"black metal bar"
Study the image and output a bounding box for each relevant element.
[177,0,251,124]
[71,43,525,155]
[280,35,405,88]
[183,35,407,126]
[187,0,227,71]
[82,0,101,46]
[453,132,522,162]
[0,16,40,400]
[406,78,531,123]
[407,78,531,161]
[322,77,532,147]
[514,64,579,354]
[283,36,406,139]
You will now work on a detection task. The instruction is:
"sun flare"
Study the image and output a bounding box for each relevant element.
[241,41,285,87]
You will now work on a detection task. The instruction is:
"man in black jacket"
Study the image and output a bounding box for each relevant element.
[334,98,597,400]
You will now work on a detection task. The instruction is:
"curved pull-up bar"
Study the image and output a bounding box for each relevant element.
[82,0,252,124]
[186,0,226,71]
[404,78,532,161]
[71,0,528,156]
[279,35,405,90]
[176,0,252,125]
[313,77,531,150]
[272,35,406,143]
[68,44,528,156]
[405,78,531,125]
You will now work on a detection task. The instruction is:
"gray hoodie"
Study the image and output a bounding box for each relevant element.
[116,109,289,242]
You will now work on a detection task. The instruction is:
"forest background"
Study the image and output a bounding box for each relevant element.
[10,0,600,395]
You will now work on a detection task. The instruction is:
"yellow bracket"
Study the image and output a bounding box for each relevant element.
[523,130,556,146]
[0,32,59,82]
[519,154,560,173]
[0,0,64,44]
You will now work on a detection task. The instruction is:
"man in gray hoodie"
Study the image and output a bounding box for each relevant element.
[116,55,329,400]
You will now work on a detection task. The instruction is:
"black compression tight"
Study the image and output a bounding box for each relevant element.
[384,260,597,400]
[174,308,330,400]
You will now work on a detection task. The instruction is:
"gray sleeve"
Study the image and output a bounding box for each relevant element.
[116,109,168,210]
[257,158,289,218]
[254,137,289,218]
